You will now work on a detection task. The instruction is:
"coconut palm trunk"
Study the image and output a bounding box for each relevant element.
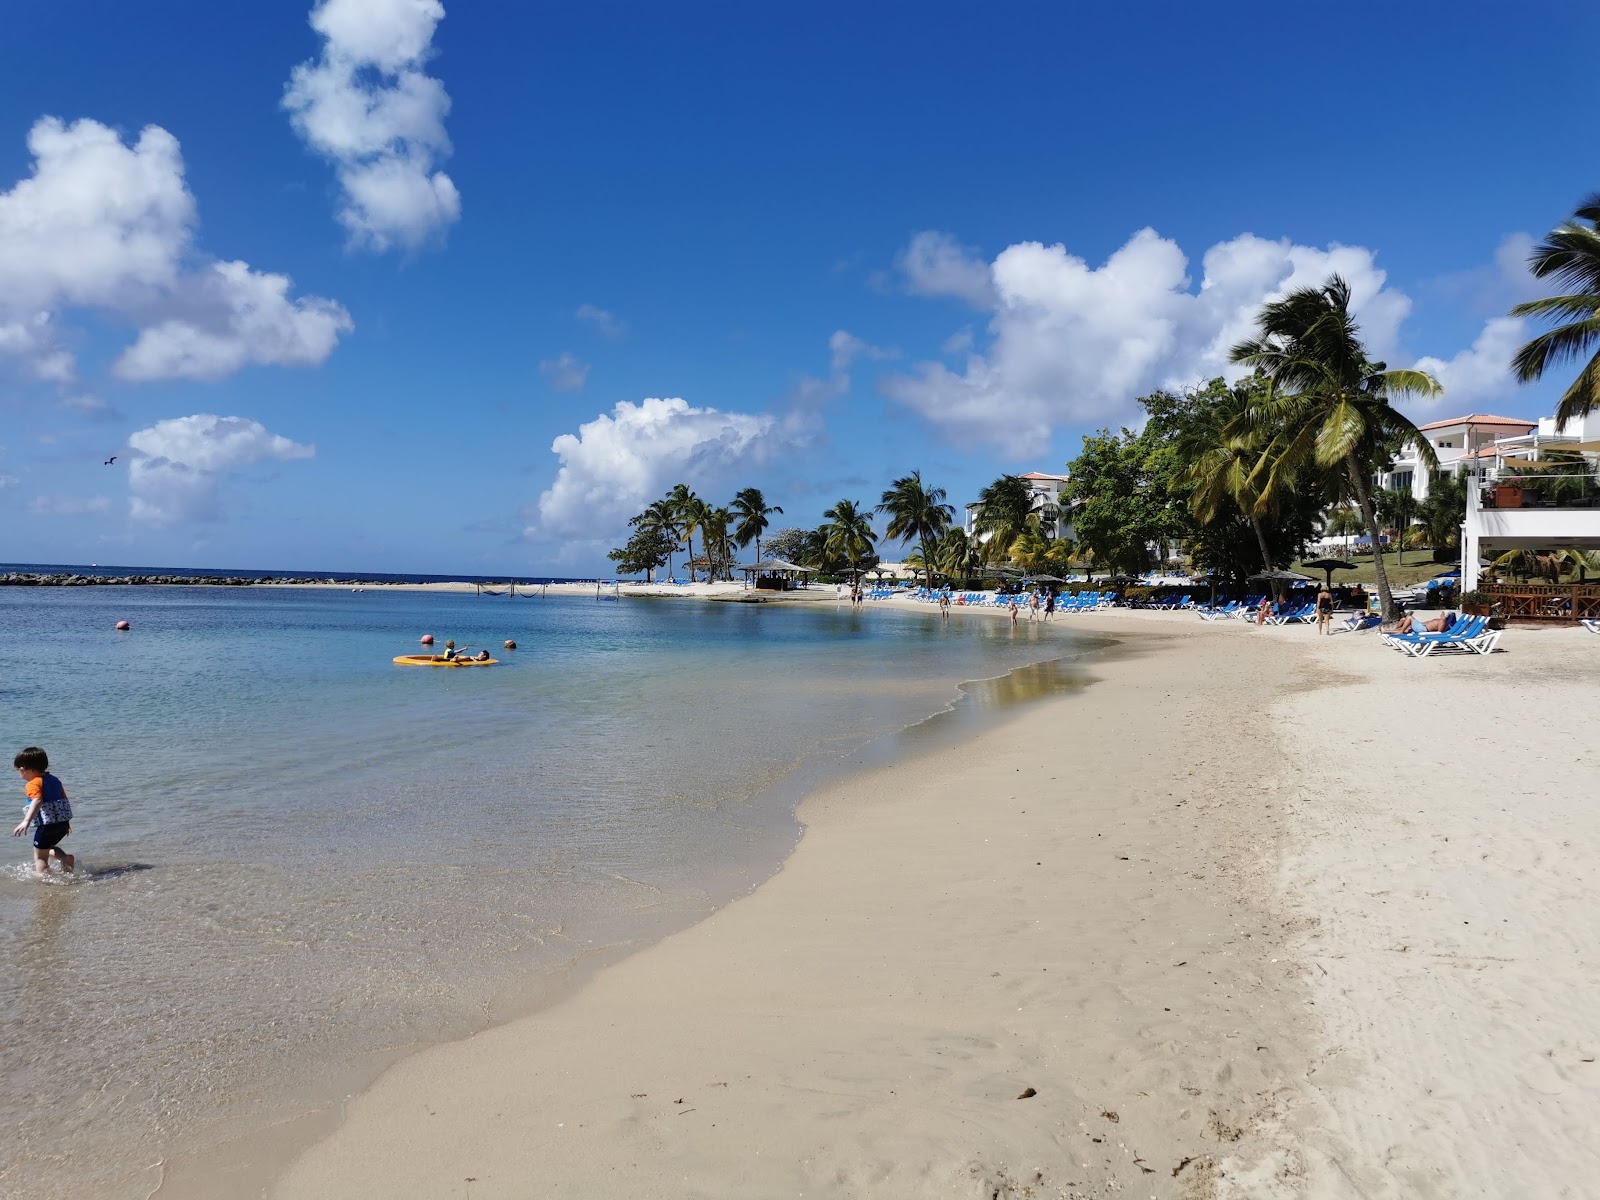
[1250,515,1272,574]
[1346,459,1397,616]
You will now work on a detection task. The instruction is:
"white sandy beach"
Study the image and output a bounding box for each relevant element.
[255,605,1598,1199]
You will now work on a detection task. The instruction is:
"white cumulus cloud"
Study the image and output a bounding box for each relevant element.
[539,351,589,392]
[127,414,315,524]
[285,0,459,252]
[883,227,1415,455]
[529,397,799,541]
[1414,316,1528,410]
[0,117,351,385]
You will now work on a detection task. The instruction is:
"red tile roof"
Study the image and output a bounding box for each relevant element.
[1018,471,1069,481]
[1415,413,1538,432]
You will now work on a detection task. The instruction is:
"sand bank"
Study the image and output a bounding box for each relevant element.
[266,609,1600,1197]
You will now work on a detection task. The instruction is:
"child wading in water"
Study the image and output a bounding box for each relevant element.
[12,747,74,875]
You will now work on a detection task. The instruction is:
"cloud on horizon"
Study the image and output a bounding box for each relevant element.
[284,0,460,252]
[528,397,804,543]
[128,414,315,524]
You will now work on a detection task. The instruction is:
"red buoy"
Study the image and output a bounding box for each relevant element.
[420,634,434,645]
[115,620,131,631]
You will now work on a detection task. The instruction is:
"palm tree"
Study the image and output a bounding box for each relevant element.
[877,471,955,589]
[730,487,783,564]
[1009,526,1049,575]
[933,527,976,584]
[1377,487,1417,565]
[821,498,878,579]
[1510,194,1600,425]
[701,506,734,580]
[668,484,703,582]
[1177,379,1286,572]
[1230,274,1442,617]
[972,475,1036,562]
[1411,471,1464,553]
[637,498,681,581]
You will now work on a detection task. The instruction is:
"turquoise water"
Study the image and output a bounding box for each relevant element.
[0,587,1089,1198]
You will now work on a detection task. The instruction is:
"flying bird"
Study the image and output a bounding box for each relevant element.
[104,456,117,465]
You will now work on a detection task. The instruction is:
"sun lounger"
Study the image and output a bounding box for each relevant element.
[1333,613,1382,633]
[1583,619,1600,635]
[1388,615,1489,658]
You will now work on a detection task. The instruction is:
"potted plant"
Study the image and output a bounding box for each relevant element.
[1459,589,1493,617]
[1491,483,1524,509]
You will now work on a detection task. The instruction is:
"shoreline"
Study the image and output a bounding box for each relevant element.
[146,602,1102,1199]
[261,611,1600,1197]
[265,612,1319,1197]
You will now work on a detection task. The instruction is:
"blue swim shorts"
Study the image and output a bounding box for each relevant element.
[32,822,70,851]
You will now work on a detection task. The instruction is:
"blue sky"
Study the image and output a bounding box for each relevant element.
[1,1,1592,575]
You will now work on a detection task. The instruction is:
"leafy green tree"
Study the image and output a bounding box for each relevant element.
[1510,194,1600,425]
[877,471,955,588]
[972,475,1035,562]
[730,487,783,563]
[608,523,675,581]
[1064,429,1176,576]
[761,527,808,563]
[1230,274,1441,616]
[821,498,878,578]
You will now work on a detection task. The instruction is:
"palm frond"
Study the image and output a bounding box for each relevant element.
[1510,316,1600,383]
[1555,350,1600,424]
[1507,293,1600,323]
[1524,222,1600,294]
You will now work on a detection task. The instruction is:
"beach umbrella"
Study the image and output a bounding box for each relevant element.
[1301,556,1357,588]
[1030,574,1066,583]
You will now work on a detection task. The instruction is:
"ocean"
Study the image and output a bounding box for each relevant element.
[0,583,1095,1198]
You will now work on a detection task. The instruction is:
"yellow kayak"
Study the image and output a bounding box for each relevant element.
[392,654,500,667]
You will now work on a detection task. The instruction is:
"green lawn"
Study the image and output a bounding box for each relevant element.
[1294,551,1450,590]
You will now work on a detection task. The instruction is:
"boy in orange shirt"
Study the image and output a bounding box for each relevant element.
[12,746,74,874]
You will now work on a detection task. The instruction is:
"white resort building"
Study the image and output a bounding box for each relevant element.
[1459,410,1600,600]
[1375,413,1539,501]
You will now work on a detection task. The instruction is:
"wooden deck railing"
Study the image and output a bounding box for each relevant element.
[1481,583,1600,622]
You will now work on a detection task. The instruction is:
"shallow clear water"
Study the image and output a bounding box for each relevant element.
[0,587,1088,1197]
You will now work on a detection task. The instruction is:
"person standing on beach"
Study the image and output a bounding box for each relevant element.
[12,747,74,875]
[1044,589,1056,621]
[939,591,950,621]
[1008,596,1019,626]
[1315,586,1335,635]
[1028,592,1040,622]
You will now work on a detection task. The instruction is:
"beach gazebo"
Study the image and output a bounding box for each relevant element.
[736,558,818,592]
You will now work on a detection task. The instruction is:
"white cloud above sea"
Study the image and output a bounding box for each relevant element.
[127,414,315,524]
[284,0,459,252]
[883,227,1417,455]
[528,397,803,542]
[0,117,351,386]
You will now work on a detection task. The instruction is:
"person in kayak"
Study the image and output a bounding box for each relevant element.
[439,640,460,662]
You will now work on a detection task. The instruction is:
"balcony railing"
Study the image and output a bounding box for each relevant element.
[1480,583,1600,622]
